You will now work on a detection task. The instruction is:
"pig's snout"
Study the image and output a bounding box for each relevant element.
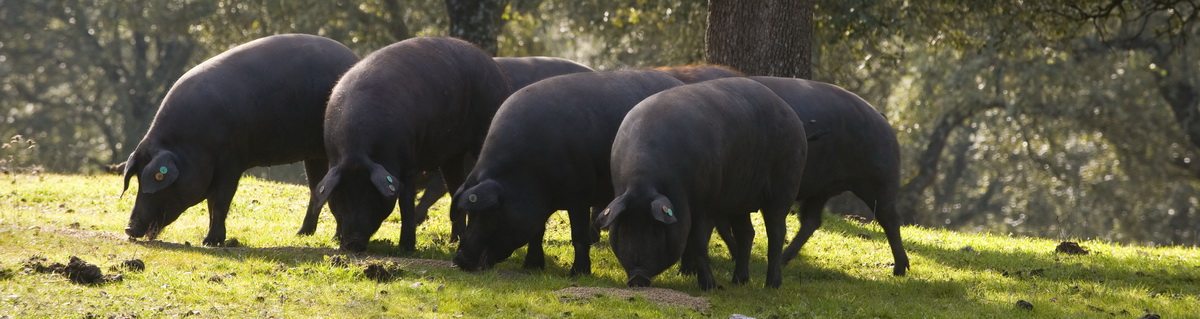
[339,234,370,252]
[124,226,144,238]
[124,220,149,238]
[626,269,653,287]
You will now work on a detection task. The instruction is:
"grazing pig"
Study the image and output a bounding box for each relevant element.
[597,78,807,290]
[749,76,909,276]
[452,70,684,275]
[494,56,594,91]
[654,65,743,84]
[301,166,448,235]
[396,56,595,228]
[120,34,358,245]
[310,37,511,252]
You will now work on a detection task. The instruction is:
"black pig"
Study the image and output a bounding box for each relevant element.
[310,37,511,252]
[395,56,595,228]
[453,70,683,275]
[494,56,594,91]
[598,78,807,290]
[654,65,743,84]
[650,73,913,277]
[121,34,358,245]
[749,76,909,275]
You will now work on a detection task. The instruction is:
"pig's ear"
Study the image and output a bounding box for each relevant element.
[120,154,138,198]
[311,166,342,214]
[139,151,180,194]
[650,195,677,225]
[457,179,501,211]
[596,194,627,230]
[367,163,400,198]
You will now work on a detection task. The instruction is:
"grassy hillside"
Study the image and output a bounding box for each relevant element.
[1,173,1197,318]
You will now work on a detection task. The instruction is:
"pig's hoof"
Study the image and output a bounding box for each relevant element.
[202,236,225,247]
[569,267,591,277]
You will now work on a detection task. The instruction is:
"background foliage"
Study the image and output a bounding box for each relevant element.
[2,0,1199,246]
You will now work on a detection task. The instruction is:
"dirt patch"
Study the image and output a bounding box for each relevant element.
[355,257,456,282]
[392,257,454,269]
[5,225,128,242]
[1055,241,1089,255]
[555,286,709,311]
[325,254,454,270]
[23,255,122,285]
[363,261,404,282]
[208,273,236,284]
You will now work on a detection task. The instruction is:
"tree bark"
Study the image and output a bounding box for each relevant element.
[444,0,508,55]
[705,0,813,78]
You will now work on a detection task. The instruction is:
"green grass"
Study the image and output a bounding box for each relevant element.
[1,173,1197,318]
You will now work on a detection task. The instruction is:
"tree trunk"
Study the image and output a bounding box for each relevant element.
[705,0,813,78]
[444,0,508,55]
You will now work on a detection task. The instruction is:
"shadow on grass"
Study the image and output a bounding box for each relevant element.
[128,236,464,267]
[817,215,1200,297]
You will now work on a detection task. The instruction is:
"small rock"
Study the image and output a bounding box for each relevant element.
[223,238,241,247]
[120,259,146,272]
[207,273,234,284]
[410,282,423,288]
[1016,300,1033,310]
[102,274,124,282]
[960,246,976,253]
[729,315,757,319]
[1055,241,1088,255]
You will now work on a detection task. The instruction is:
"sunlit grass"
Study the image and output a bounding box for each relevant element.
[1,173,1197,318]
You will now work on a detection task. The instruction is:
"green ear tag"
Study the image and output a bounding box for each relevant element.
[159,166,168,174]
[386,176,394,183]
[664,207,674,217]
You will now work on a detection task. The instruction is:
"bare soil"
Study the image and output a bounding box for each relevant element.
[555,286,710,311]
[23,255,122,285]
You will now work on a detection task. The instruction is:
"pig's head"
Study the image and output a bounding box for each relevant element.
[311,160,400,252]
[122,147,213,240]
[596,190,687,287]
[451,178,544,271]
